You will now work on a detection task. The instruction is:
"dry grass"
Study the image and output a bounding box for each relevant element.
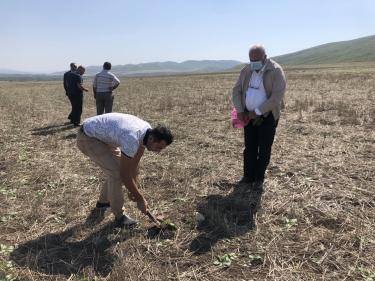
[0,64,374,281]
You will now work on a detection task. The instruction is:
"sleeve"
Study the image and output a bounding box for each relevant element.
[257,68,286,114]
[232,67,246,113]
[113,75,120,85]
[76,74,83,85]
[120,135,139,158]
[63,73,67,91]
[92,74,97,87]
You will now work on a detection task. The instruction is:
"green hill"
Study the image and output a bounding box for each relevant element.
[273,35,375,66]
[230,34,375,70]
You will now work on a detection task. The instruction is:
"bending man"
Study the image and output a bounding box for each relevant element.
[76,113,174,228]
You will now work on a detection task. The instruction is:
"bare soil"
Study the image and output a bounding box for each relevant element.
[0,64,374,280]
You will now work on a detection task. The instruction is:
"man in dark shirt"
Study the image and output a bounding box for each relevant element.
[63,63,77,120]
[67,66,89,127]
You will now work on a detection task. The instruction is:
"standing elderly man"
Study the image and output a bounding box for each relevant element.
[67,65,89,127]
[63,62,77,121]
[76,113,174,228]
[232,44,286,191]
[92,62,121,115]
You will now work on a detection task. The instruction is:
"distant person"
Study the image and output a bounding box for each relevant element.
[76,113,174,228]
[232,44,286,191]
[92,62,120,115]
[63,62,77,120]
[67,65,89,127]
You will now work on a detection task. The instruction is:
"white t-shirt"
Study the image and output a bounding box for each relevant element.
[83,113,151,158]
[245,65,267,115]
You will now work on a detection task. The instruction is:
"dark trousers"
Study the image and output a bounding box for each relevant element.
[243,112,278,182]
[66,93,74,120]
[96,92,114,115]
[70,94,83,125]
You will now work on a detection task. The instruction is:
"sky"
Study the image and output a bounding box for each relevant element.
[0,0,374,73]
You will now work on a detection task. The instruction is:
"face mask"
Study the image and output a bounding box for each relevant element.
[250,60,263,71]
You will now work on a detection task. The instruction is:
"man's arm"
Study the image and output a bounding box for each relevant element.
[232,67,247,121]
[120,152,149,214]
[77,83,89,92]
[63,73,68,91]
[109,75,120,92]
[257,68,286,114]
[108,83,119,92]
[131,146,145,184]
[92,75,97,98]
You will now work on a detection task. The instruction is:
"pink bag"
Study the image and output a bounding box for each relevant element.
[231,108,250,129]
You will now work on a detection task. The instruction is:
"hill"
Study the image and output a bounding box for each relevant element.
[229,34,375,70]
[0,68,36,75]
[51,60,243,77]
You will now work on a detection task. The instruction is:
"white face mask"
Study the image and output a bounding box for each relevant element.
[250,60,263,70]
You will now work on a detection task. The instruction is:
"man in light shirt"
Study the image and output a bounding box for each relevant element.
[76,113,174,228]
[232,44,286,191]
[92,62,120,115]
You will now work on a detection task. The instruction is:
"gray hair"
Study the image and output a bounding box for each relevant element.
[249,44,267,56]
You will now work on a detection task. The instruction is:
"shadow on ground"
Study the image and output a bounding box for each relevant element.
[31,123,73,136]
[10,208,131,278]
[62,133,77,140]
[190,180,262,255]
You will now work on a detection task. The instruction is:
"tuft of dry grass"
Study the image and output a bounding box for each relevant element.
[0,64,374,280]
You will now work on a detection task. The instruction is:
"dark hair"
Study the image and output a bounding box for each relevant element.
[70,62,76,67]
[103,62,111,70]
[150,125,174,145]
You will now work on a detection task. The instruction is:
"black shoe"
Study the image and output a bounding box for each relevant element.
[96,201,110,209]
[73,123,81,127]
[253,181,264,191]
[238,177,254,185]
[115,215,138,229]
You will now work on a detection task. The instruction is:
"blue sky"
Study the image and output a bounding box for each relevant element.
[0,0,374,73]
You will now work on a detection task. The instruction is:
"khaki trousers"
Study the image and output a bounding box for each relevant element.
[76,128,125,219]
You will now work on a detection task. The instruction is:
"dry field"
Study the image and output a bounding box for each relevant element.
[0,63,374,281]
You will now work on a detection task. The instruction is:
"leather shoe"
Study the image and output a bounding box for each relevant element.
[115,215,138,229]
[73,123,81,127]
[238,177,254,185]
[253,181,264,191]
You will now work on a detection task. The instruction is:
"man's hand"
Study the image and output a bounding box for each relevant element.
[84,88,89,92]
[237,112,247,122]
[108,84,119,92]
[248,110,257,119]
[136,197,149,214]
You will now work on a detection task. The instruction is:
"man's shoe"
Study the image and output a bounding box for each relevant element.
[96,201,110,209]
[73,123,81,127]
[115,215,138,229]
[238,177,254,185]
[253,181,264,191]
